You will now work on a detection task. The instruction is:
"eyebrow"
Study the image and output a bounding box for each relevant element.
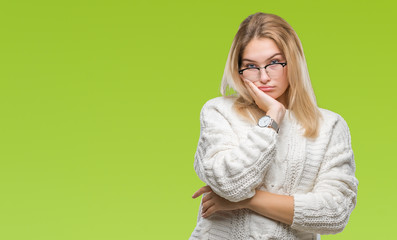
[241,53,283,63]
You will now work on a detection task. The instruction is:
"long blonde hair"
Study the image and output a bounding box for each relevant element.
[220,12,322,138]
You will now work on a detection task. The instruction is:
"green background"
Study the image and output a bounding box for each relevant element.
[0,0,395,239]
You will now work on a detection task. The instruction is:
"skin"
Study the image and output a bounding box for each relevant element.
[192,37,294,225]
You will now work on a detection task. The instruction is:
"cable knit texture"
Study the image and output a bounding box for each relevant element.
[190,96,358,240]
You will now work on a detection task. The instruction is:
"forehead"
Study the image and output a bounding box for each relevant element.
[242,38,282,61]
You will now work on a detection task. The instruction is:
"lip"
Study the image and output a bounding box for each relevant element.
[257,86,275,91]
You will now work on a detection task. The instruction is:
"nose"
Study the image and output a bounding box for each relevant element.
[258,67,270,83]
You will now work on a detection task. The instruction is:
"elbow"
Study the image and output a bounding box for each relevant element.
[194,161,256,202]
[194,156,263,203]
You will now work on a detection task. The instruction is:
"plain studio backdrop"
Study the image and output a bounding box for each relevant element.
[0,0,395,239]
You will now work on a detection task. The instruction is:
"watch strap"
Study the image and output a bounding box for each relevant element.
[269,118,279,133]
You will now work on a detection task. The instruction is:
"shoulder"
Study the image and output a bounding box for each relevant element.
[318,108,349,127]
[200,96,237,117]
[202,96,237,111]
[199,96,239,127]
[317,107,351,141]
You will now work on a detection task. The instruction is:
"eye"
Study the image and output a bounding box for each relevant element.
[270,59,280,64]
[245,64,257,68]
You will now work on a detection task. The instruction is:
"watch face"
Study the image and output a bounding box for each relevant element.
[258,116,271,127]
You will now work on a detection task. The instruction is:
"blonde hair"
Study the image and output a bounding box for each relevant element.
[220,12,322,138]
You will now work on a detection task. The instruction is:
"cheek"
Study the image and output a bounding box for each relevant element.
[277,73,288,86]
[282,71,289,88]
[283,78,289,88]
[277,77,289,95]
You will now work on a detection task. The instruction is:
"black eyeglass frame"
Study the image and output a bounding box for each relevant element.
[238,62,287,75]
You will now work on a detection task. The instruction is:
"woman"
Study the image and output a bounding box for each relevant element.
[189,12,358,240]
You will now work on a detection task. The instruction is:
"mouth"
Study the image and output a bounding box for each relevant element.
[257,86,275,92]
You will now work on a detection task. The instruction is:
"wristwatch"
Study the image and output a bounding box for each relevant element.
[258,115,279,133]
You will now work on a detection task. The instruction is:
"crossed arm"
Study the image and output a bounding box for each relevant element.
[192,81,294,224]
[192,83,357,233]
[192,112,358,233]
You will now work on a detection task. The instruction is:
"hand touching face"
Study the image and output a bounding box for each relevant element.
[239,37,289,111]
[243,79,285,113]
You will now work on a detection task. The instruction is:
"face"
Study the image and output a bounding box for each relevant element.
[240,37,289,105]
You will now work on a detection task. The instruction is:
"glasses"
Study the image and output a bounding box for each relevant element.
[239,62,287,81]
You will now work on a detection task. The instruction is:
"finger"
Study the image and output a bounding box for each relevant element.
[245,79,271,98]
[192,185,212,199]
[244,81,261,105]
[202,205,216,218]
[243,79,258,98]
[201,199,215,215]
[202,192,213,203]
[244,79,277,106]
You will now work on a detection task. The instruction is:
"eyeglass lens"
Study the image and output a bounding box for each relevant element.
[242,64,284,81]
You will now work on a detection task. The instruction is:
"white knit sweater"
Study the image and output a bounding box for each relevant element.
[189,96,358,240]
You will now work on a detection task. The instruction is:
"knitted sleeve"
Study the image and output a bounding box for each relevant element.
[193,99,277,202]
[291,115,359,234]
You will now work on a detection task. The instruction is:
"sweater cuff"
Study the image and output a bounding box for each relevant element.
[291,193,347,234]
[251,125,278,141]
[291,193,310,230]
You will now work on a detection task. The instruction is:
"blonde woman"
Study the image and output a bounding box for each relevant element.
[190,12,358,240]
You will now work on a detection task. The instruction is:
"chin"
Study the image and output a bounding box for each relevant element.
[270,93,281,99]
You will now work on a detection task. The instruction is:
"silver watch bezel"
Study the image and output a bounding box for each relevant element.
[258,115,279,133]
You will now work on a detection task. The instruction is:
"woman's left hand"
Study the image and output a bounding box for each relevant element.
[192,186,246,218]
